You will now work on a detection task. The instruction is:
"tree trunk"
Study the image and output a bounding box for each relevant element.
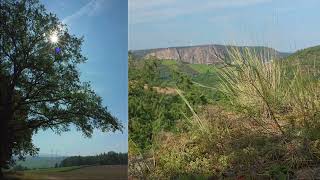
[0,105,12,177]
[0,127,8,179]
[0,168,3,179]
[0,77,13,173]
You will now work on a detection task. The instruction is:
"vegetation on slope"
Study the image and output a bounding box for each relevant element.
[129,46,320,179]
[60,152,128,167]
[14,156,66,169]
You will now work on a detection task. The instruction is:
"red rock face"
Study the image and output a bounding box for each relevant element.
[133,44,287,64]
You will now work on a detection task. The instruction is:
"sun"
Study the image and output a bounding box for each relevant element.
[49,31,59,43]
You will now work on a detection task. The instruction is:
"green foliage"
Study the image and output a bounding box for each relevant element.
[0,0,121,170]
[160,60,227,103]
[15,156,66,169]
[129,58,183,151]
[129,56,213,150]
[268,164,292,179]
[188,64,217,74]
[286,45,320,67]
[12,164,29,171]
[161,59,178,66]
[129,46,320,179]
[60,152,127,167]
[129,56,216,178]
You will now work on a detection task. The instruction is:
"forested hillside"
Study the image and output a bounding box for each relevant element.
[129,46,320,179]
[60,152,127,167]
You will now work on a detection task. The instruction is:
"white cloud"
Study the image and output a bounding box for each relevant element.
[63,0,107,24]
[129,0,272,24]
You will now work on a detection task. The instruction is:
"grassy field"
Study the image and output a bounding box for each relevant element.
[159,60,220,86]
[188,63,217,74]
[5,165,128,180]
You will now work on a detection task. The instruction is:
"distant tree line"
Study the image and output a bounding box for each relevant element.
[60,151,127,167]
[12,164,29,171]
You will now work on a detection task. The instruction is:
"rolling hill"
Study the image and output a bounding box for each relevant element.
[14,155,67,169]
[285,45,320,67]
[133,45,320,87]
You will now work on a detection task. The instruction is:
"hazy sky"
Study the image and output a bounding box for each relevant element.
[129,0,320,52]
[33,0,128,156]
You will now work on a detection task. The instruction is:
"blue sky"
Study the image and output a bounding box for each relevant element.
[32,0,128,156]
[129,0,320,52]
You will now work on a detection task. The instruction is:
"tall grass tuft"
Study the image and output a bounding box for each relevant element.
[217,47,320,170]
[218,47,320,137]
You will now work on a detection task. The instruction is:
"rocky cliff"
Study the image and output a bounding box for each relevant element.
[132,44,290,64]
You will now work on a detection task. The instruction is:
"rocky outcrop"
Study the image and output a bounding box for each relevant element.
[132,44,290,64]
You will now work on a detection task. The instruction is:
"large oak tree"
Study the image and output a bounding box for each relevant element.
[0,0,121,177]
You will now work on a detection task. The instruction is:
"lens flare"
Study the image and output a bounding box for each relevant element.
[49,32,59,43]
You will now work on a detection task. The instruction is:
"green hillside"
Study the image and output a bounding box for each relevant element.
[159,60,220,86]
[129,46,320,179]
[287,45,320,61]
[285,45,320,67]
[159,45,320,87]
[15,156,66,169]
